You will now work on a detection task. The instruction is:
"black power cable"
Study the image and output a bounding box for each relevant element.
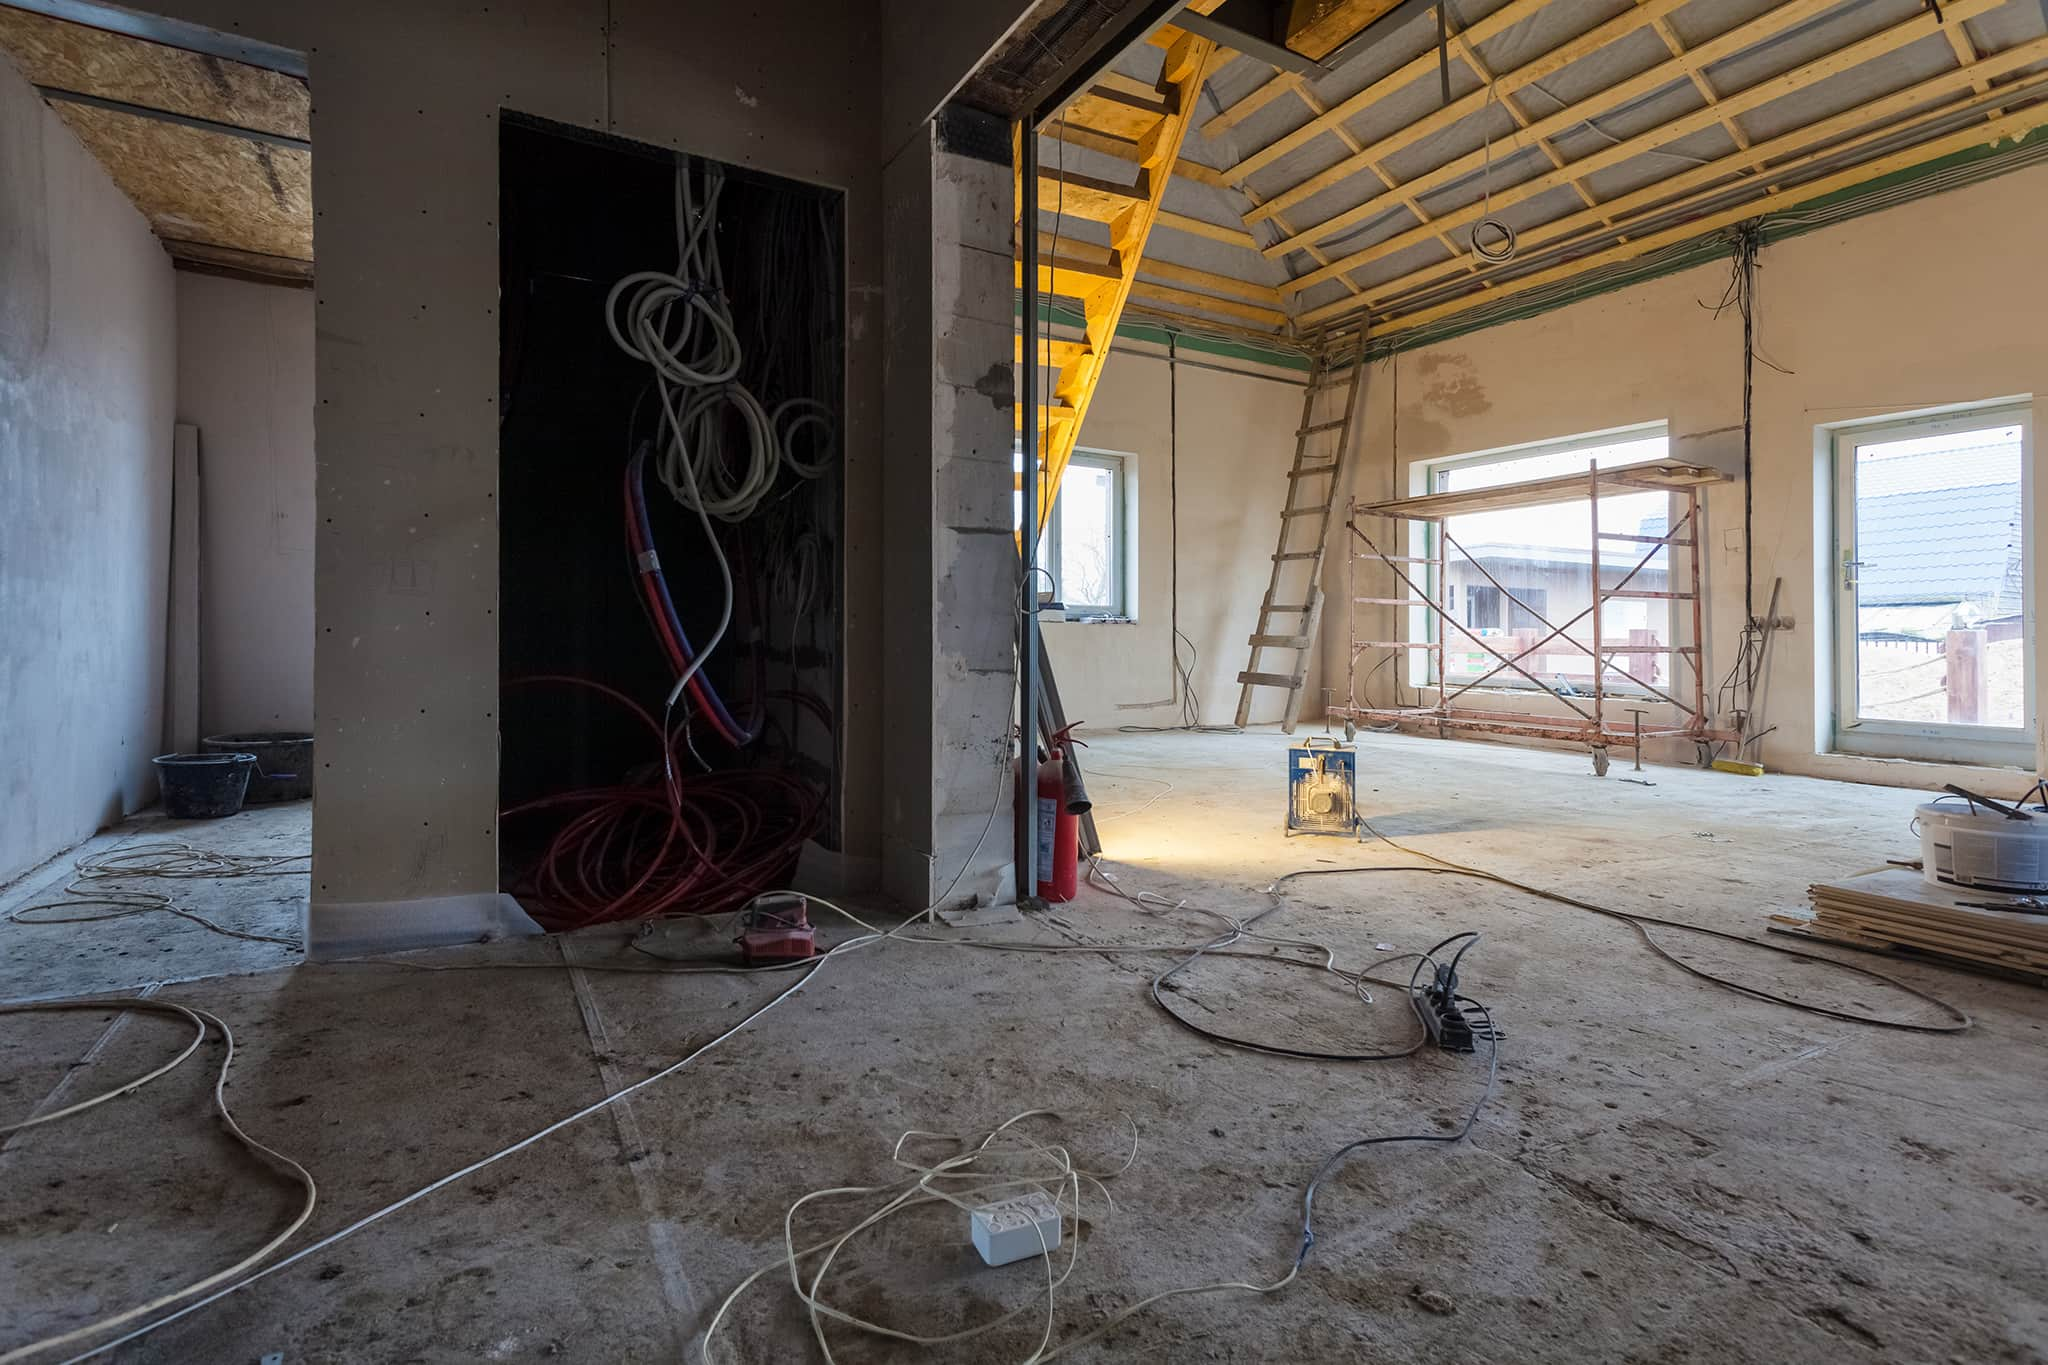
[1281,819,1972,1033]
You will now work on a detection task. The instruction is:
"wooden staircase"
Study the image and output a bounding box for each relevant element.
[1015,28,1216,534]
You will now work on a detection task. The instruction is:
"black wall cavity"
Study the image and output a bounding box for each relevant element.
[497,114,845,918]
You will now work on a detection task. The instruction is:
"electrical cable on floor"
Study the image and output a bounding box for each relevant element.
[33,894,912,1365]
[0,998,317,1365]
[7,843,309,949]
[1283,816,1973,1033]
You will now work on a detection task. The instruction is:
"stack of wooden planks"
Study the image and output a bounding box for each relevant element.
[1772,865,2048,982]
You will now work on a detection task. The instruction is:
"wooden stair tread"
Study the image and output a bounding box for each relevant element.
[1068,87,1169,140]
[1034,169,1147,223]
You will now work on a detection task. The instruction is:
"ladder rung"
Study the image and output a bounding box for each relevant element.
[1238,671,1305,689]
[1280,507,1326,519]
[1354,597,1429,606]
[1287,464,1338,479]
[1249,633,1312,649]
[1265,602,1312,612]
[1297,419,1346,436]
[1272,552,1321,561]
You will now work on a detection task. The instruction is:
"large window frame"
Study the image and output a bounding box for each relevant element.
[1829,401,2034,767]
[1411,422,1675,696]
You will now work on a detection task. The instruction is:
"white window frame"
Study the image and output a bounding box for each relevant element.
[1045,449,1129,620]
[1829,401,2034,767]
[1411,422,1674,695]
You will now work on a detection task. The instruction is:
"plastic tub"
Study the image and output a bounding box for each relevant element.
[154,752,256,819]
[201,731,313,803]
[1915,799,2048,893]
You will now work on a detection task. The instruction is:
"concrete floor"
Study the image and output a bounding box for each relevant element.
[2,732,2043,1363]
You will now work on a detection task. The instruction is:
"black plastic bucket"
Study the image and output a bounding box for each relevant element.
[154,752,256,819]
[201,731,313,803]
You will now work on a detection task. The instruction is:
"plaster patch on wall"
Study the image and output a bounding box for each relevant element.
[1417,351,1489,418]
[734,85,759,108]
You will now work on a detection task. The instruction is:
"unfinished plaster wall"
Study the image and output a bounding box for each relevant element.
[175,272,315,737]
[126,0,886,947]
[0,57,176,885]
[1322,161,2048,793]
[1042,345,1310,730]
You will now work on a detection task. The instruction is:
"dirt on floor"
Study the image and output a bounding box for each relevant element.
[1,733,2043,1363]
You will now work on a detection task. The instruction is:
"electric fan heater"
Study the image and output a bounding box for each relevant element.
[1287,738,1359,837]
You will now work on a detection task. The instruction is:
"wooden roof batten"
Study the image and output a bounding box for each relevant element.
[1022,0,2048,347]
[1159,0,2048,339]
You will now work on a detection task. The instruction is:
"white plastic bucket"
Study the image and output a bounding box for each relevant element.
[1915,800,2048,893]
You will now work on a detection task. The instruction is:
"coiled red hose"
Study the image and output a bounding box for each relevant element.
[500,676,824,931]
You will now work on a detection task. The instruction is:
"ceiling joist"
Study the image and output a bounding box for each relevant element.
[1029,0,2048,341]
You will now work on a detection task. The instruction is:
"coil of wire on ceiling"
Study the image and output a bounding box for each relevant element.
[1468,77,1517,265]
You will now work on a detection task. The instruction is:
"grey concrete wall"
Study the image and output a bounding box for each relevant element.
[174,273,315,738]
[881,117,1017,909]
[0,56,177,886]
[120,0,888,940]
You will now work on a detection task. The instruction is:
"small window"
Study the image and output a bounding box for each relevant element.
[1014,449,1130,619]
[1831,403,2032,765]
[1421,425,1672,693]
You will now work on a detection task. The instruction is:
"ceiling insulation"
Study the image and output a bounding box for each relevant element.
[1024,0,2048,340]
[0,2,311,283]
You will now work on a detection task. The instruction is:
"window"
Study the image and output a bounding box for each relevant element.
[1421,425,1673,692]
[1831,403,2032,765]
[1013,449,1130,620]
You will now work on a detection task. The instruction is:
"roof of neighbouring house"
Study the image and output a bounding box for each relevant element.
[1857,481,2021,607]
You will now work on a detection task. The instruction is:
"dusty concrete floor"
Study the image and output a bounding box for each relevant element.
[2,733,2044,1363]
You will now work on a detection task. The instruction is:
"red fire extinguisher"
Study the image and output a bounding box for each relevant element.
[1036,723,1085,903]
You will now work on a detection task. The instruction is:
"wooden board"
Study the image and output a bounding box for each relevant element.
[1811,865,2048,938]
[1358,463,1725,521]
[0,6,307,138]
[50,101,312,263]
[1771,918,2048,987]
[1785,863,2048,980]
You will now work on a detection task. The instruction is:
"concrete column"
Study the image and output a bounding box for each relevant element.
[881,106,1017,910]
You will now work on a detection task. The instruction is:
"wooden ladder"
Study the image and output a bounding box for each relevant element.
[1234,351,1367,731]
[1014,28,1216,535]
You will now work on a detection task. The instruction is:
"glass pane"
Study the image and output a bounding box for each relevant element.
[1434,437,1672,691]
[1851,422,2024,728]
[1058,462,1116,611]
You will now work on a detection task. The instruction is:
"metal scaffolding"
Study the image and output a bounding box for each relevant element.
[1329,461,1739,773]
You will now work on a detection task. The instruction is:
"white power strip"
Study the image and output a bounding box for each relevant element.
[969,1191,1061,1267]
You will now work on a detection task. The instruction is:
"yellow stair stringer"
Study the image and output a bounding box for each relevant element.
[1019,31,1216,540]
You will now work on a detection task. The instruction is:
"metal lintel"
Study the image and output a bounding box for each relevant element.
[35,85,309,151]
[1315,0,1442,72]
[1174,9,1328,77]
[0,0,305,76]
[1030,0,1184,132]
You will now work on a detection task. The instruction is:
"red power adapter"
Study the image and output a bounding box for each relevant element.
[738,893,816,964]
